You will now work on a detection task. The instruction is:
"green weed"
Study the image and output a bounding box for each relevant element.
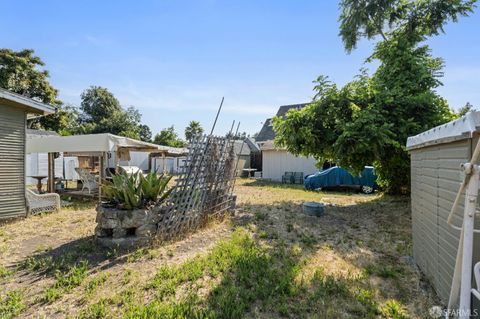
[0,290,25,319]
[85,273,109,296]
[78,299,109,319]
[0,265,12,279]
[365,263,403,279]
[379,299,409,319]
[43,261,89,303]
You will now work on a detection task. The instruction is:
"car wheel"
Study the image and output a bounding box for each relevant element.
[361,185,374,194]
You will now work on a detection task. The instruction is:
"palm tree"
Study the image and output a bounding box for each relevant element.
[185,121,204,141]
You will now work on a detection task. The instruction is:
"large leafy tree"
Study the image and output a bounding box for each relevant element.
[138,124,153,142]
[184,120,204,141]
[0,48,75,133]
[339,0,476,52]
[153,126,186,147]
[76,86,148,139]
[274,0,476,193]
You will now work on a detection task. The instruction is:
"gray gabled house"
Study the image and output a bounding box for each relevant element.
[0,88,55,219]
[256,103,318,181]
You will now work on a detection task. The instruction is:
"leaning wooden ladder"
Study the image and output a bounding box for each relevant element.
[448,138,480,318]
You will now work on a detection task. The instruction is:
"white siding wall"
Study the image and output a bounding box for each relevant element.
[262,150,317,182]
[106,151,150,171]
[25,153,64,185]
[151,157,186,174]
[118,151,149,171]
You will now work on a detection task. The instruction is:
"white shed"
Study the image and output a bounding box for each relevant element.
[258,140,318,182]
[256,103,318,182]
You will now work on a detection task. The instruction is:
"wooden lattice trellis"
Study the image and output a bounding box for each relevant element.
[156,134,237,240]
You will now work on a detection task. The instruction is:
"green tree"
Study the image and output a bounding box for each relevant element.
[79,86,122,123]
[153,126,186,147]
[184,120,204,141]
[458,102,474,117]
[76,86,150,139]
[274,0,475,193]
[339,0,476,52]
[0,48,58,104]
[226,131,248,140]
[138,124,153,142]
[0,48,76,133]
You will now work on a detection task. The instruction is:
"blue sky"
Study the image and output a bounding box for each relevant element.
[1,1,479,137]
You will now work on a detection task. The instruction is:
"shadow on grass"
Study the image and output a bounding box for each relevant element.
[196,196,435,318]
[122,196,433,318]
[14,235,135,282]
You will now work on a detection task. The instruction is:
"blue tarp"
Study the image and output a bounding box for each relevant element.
[304,166,377,190]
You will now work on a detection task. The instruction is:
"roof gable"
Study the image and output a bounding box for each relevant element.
[256,103,309,142]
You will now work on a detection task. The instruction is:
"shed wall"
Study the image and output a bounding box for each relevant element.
[0,106,26,219]
[410,138,480,303]
[262,150,317,182]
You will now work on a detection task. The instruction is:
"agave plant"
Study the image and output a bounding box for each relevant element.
[103,171,172,210]
[140,172,173,203]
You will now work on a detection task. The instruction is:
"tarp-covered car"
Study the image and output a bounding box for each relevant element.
[304,166,377,194]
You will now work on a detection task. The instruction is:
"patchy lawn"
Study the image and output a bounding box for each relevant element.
[0,179,439,318]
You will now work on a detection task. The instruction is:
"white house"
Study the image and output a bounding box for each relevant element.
[256,103,318,182]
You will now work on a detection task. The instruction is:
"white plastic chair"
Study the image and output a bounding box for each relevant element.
[75,168,99,194]
[26,189,61,215]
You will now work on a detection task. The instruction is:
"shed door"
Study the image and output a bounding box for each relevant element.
[0,106,26,218]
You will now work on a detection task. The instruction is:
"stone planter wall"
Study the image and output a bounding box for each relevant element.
[95,205,167,248]
[95,195,236,248]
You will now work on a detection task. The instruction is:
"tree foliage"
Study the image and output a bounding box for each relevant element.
[274,0,476,193]
[0,48,58,104]
[153,126,186,147]
[339,0,476,52]
[75,86,148,139]
[226,131,248,140]
[458,102,474,117]
[0,48,77,133]
[185,120,204,141]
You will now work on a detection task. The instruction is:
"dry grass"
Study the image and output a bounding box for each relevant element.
[0,179,439,318]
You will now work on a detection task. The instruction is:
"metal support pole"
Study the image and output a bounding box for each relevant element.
[47,153,55,193]
[458,163,480,318]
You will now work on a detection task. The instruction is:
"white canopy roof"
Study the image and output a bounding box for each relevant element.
[406,111,480,150]
[26,133,186,155]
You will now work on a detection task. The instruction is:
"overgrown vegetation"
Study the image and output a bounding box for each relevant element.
[273,0,477,194]
[0,180,438,318]
[103,171,172,210]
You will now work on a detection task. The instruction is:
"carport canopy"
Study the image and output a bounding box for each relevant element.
[26,133,186,156]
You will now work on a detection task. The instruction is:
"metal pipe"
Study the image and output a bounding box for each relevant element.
[210,97,224,135]
[458,164,479,318]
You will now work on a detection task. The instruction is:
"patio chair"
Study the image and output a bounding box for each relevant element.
[25,189,61,215]
[293,172,304,184]
[75,168,98,194]
[282,172,295,184]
